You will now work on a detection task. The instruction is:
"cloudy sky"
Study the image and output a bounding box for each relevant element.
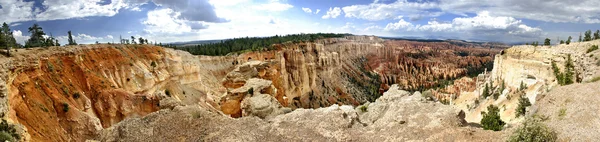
[1,0,599,44]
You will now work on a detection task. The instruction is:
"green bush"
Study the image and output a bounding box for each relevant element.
[481,105,505,131]
[0,119,20,142]
[516,95,532,117]
[359,105,368,112]
[508,117,557,142]
[482,83,490,98]
[62,103,69,112]
[247,88,254,95]
[587,45,599,53]
[0,131,15,142]
[72,92,80,99]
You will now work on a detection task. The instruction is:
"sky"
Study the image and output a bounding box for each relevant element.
[0,0,599,45]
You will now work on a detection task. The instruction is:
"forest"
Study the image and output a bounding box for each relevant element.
[167,33,350,56]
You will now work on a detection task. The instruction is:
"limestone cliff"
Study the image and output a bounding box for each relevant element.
[219,36,502,118]
[2,45,234,141]
[94,85,507,141]
[453,40,600,123]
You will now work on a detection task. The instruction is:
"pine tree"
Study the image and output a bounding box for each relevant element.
[25,23,47,48]
[138,37,144,44]
[482,83,490,98]
[579,33,582,42]
[594,30,600,40]
[67,31,77,45]
[566,36,572,45]
[481,105,505,131]
[584,30,592,41]
[516,95,531,117]
[131,36,136,44]
[544,38,551,46]
[564,54,574,85]
[560,40,564,44]
[0,22,16,56]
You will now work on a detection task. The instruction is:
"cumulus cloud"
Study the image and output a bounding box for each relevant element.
[0,0,227,24]
[0,0,36,23]
[342,1,438,21]
[322,7,342,19]
[343,0,600,23]
[142,8,196,35]
[302,7,312,14]
[383,11,543,42]
[252,1,294,12]
[35,0,129,21]
[384,19,413,31]
[12,30,28,45]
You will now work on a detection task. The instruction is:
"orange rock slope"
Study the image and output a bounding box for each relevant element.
[6,45,232,141]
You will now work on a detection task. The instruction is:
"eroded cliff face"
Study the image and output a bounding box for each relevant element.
[3,45,234,141]
[454,40,600,123]
[218,36,504,118]
[220,37,385,117]
[94,85,507,142]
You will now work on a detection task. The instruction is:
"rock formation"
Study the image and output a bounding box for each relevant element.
[94,84,507,141]
[2,45,235,141]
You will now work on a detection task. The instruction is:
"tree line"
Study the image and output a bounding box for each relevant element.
[530,29,600,46]
[168,33,350,56]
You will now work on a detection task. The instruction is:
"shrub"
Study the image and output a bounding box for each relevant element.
[516,95,532,117]
[72,92,80,99]
[558,108,567,118]
[359,105,368,112]
[165,89,171,97]
[508,117,557,142]
[0,131,15,142]
[482,83,490,98]
[481,105,505,131]
[0,119,20,141]
[587,45,599,53]
[62,103,69,112]
[247,88,254,95]
[519,81,528,91]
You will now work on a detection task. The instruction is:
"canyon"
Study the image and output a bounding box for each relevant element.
[0,36,599,141]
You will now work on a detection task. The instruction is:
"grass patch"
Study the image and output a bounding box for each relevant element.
[589,76,600,82]
[558,108,567,118]
[587,45,598,53]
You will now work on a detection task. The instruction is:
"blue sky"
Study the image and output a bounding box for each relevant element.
[1,0,599,44]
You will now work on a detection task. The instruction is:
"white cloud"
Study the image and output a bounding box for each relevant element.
[302,7,312,14]
[342,1,438,21]
[343,0,600,23]
[106,35,114,39]
[415,21,452,32]
[315,9,321,14]
[12,30,28,45]
[142,8,195,35]
[0,0,36,23]
[322,7,342,19]
[56,33,108,44]
[383,11,543,42]
[384,19,413,31]
[35,0,128,21]
[253,1,293,12]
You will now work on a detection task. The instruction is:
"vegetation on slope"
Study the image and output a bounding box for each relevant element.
[508,117,557,142]
[481,105,505,131]
[170,33,350,56]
